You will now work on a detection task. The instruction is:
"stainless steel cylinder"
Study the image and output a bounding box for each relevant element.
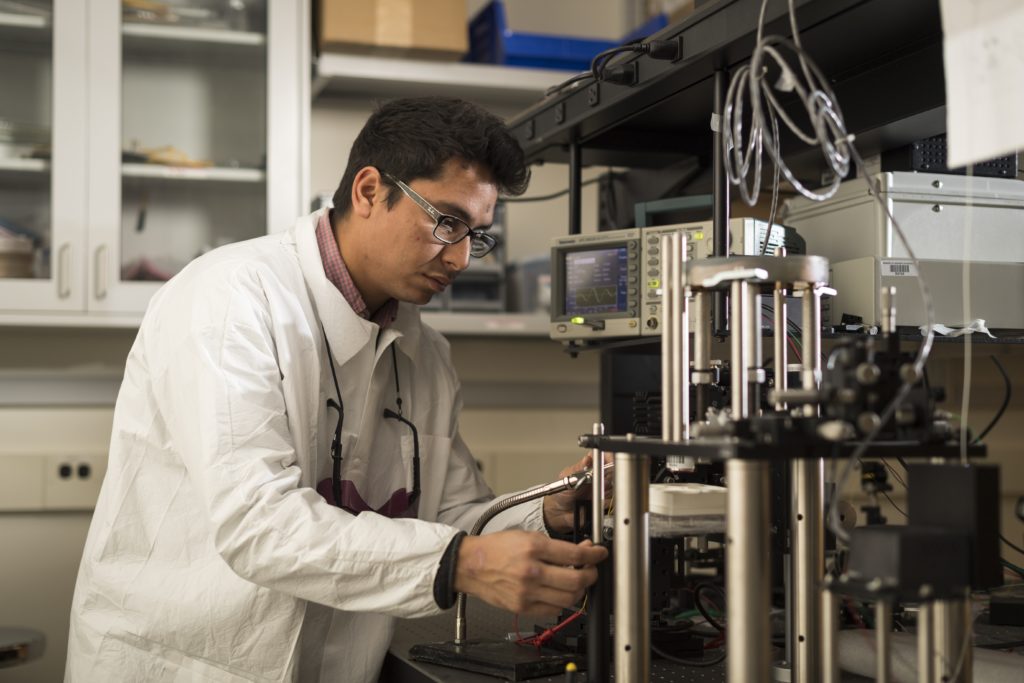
[821,581,840,683]
[731,281,748,418]
[792,285,825,683]
[876,599,893,683]
[678,232,691,443]
[591,422,605,543]
[932,594,973,683]
[693,291,712,383]
[881,285,897,335]
[726,459,772,683]
[917,601,934,683]
[661,234,674,444]
[773,286,788,410]
[614,451,650,682]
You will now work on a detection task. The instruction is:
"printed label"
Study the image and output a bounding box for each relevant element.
[881,260,917,277]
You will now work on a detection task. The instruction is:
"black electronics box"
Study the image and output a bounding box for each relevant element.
[846,525,970,600]
[882,134,1018,178]
[908,464,1003,590]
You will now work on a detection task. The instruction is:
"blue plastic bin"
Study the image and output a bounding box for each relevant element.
[469,1,668,72]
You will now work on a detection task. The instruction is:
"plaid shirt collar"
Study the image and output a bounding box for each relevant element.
[315,210,398,328]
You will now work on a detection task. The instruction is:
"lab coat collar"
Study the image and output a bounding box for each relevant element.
[294,210,422,365]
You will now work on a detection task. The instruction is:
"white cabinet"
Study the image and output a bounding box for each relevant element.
[0,0,307,321]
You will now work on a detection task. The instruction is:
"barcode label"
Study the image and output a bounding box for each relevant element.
[881,260,917,277]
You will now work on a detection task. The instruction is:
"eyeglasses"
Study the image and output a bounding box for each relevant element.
[382,172,497,258]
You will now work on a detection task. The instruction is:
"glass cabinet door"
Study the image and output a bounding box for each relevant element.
[89,0,271,313]
[0,0,87,313]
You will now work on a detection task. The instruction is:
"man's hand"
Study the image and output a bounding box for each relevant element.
[542,452,612,534]
[454,531,607,617]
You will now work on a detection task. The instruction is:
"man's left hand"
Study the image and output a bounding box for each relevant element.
[542,452,612,535]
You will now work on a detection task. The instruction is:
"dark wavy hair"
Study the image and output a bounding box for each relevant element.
[331,97,530,217]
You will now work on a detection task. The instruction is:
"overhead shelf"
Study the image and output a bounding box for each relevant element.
[313,53,575,105]
[121,22,265,62]
[0,10,50,48]
[422,311,550,337]
[122,163,265,183]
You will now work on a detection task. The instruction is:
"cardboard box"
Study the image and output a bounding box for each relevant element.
[318,0,468,60]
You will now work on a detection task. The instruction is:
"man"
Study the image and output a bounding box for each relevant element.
[66,97,606,682]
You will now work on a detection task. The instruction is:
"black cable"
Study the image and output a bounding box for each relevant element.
[693,583,726,634]
[590,43,645,81]
[544,70,595,96]
[881,490,908,519]
[973,355,1011,443]
[652,643,727,668]
[1001,534,1024,556]
[502,175,604,203]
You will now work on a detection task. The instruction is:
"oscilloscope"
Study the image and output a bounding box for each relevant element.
[549,218,804,341]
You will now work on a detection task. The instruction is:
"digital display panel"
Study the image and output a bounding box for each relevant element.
[564,247,629,316]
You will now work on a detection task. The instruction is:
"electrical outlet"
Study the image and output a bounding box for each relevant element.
[42,453,107,511]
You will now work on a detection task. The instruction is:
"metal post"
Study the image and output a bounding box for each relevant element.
[679,233,690,443]
[773,248,788,410]
[588,422,610,683]
[881,285,896,336]
[661,234,675,445]
[932,594,973,683]
[693,291,713,420]
[730,280,747,417]
[568,142,582,236]
[822,580,840,683]
[614,449,650,682]
[712,69,730,335]
[670,233,684,442]
[745,285,762,415]
[876,600,893,683]
[917,601,934,683]
[726,459,772,683]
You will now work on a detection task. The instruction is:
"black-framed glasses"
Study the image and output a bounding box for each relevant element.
[383,172,497,258]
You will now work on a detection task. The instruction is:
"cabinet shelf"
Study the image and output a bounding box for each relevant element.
[122,22,265,61]
[0,157,49,185]
[121,163,265,183]
[312,53,574,105]
[0,10,50,48]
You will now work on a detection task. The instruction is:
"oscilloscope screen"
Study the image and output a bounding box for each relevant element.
[564,247,629,316]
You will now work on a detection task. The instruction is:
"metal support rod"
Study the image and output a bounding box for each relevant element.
[712,69,730,335]
[587,422,610,683]
[693,291,713,420]
[730,280,748,417]
[745,285,762,415]
[792,285,825,683]
[773,248,788,410]
[726,459,772,683]
[568,141,582,236]
[822,580,840,683]
[661,234,675,445]
[881,285,896,336]
[876,600,893,683]
[917,601,934,683]
[678,232,690,443]
[614,450,650,682]
[932,593,973,683]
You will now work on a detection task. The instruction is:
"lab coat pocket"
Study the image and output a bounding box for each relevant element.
[415,433,453,523]
[93,630,259,682]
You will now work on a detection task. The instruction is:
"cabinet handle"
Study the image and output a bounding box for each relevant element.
[94,245,108,300]
[57,243,71,298]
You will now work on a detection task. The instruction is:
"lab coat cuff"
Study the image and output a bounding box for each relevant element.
[433,531,466,610]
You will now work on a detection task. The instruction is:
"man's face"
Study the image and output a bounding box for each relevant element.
[363,159,498,307]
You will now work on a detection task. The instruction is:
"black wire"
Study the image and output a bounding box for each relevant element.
[1001,534,1024,556]
[694,583,726,634]
[501,175,604,203]
[973,355,1011,443]
[881,490,908,519]
[544,70,595,96]
[590,43,644,81]
[652,643,727,668]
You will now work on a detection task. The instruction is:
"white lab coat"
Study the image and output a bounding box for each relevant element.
[66,210,546,682]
